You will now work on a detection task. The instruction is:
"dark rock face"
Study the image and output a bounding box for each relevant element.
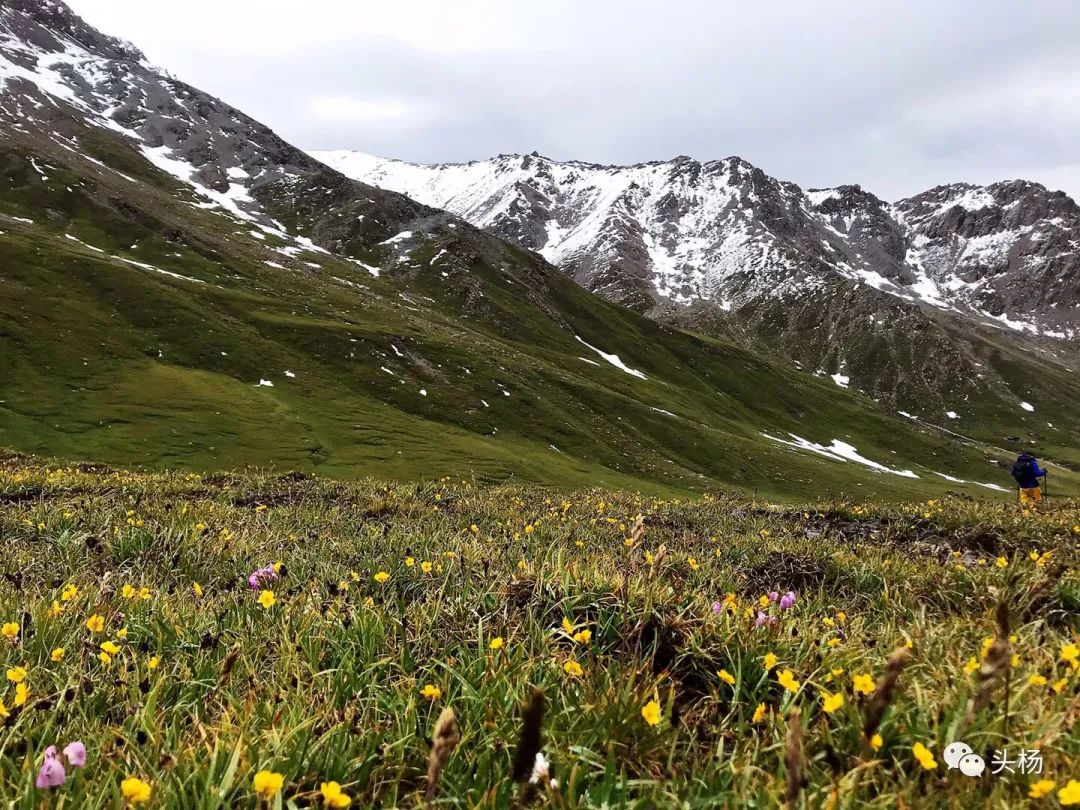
[3,0,144,60]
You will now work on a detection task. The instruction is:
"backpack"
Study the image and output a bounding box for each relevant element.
[1011,458,1033,483]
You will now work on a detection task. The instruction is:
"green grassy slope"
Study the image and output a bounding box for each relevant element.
[0,131,1076,501]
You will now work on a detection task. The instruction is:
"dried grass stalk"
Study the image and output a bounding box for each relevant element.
[863,646,911,740]
[511,688,545,783]
[425,706,461,802]
[784,706,803,806]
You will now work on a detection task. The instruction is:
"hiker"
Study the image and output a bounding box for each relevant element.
[1010,452,1047,504]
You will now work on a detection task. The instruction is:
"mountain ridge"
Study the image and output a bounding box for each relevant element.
[314,149,1080,336]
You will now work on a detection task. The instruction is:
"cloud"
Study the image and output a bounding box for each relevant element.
[65,0,1080,201]
[308,97,421,124]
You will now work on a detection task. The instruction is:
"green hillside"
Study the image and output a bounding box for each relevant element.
[0,126,1074,501]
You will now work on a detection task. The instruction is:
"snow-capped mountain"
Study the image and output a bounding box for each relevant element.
[0,0,462,259]
[315,151,1080,339]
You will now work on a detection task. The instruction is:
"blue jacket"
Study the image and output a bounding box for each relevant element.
[1011,454,1046,489]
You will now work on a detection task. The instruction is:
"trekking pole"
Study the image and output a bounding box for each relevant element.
[1041,473,1047,500]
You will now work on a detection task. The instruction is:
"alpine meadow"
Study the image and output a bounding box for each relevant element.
[1,1,1078,807]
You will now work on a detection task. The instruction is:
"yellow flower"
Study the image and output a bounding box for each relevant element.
[1,622,19,641]
[121,584,136,599]
[101,641,121,655]
[121,776,152,805]
[13,682,28,707]
[852,673,875,695]
[149,656,160,670]
[752,703,767,723]
[421,561,433,573]
[258,590,276,609]
[85,614,105,633]
[404,557,415,567]
[253,770,285,799]
[1061,781,1080,806]
[51,648,65,662]
[320,781,352,807]
[420,684,442,701]
[822,617,835,627]
[572,629,592,645]
[99,651,113,666]
[561,617,575,635]
[763,652,778,671]
[193,582,204,598]
[1052,678,1068,694]
[489,637,504,650]
[963,657,979,675]
[6,666,26,683]
[820,690,844,713]
[776,669,800,692]
[373,571,390,584]
[1027,674,1047,687]
[870,733,883,751]
[835,611,847,623]
[137,587,151,600]
[1029,780,1056,798]
[563,660,584,677]
[758,595,770,607]
[1062,643,1079,665]
[687,557,699,571]
[827,638,841,648]
[49,601,63,617]
[61,584,79,601]
[912,742,937,770]
[718,669,736,686]
[117,628,128,640]
[995,557,1007,568]
[0,698,7,718]
[641,699,661,726]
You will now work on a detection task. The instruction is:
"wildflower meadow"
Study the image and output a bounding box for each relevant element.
[0,455,1078,807]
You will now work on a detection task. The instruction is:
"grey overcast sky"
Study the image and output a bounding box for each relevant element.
[66,0,1080,201]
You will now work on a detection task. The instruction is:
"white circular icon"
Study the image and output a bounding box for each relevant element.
[943,741,973,769]
[959,753,986,777]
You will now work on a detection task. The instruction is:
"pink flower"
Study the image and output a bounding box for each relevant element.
[768,591,779,604]
[779,591,797,610]
[755,611,777,628]
[63,741,86,768]
[248,564,280,590]
[36,746,67,789]
[711,601,723,613]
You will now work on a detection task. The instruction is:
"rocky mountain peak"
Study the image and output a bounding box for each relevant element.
[2,0,144,61]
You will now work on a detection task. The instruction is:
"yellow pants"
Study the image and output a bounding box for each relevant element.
[1019,486,1042,504]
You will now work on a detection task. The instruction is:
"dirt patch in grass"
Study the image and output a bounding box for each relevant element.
[740,550,831,596]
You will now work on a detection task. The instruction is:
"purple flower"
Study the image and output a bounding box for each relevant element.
[779,591,797,610]
[36,746,66,789]
[63,741,86,768]
[248,564,280,590]
[768,591,779,604]
[755,611,778,628]
[711,601,723,614]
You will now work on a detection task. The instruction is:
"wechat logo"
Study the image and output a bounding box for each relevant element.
[944,741,985,777]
